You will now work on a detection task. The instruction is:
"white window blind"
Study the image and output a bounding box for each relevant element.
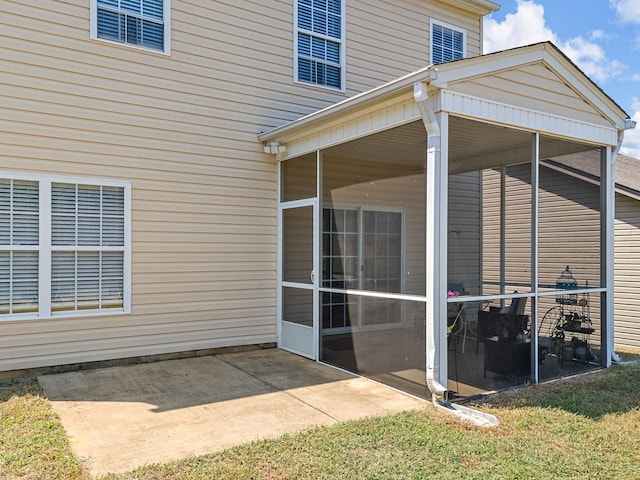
[296,0,343,89]
[51,183,125,312]
[96,0,165,51]
[0,179,39,315]
[0,176,128,319]
[431,22,465,64]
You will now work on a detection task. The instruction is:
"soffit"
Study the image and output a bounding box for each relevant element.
[435,0,500,15]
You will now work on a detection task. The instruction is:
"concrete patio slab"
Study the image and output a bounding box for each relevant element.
[38,348,426,476]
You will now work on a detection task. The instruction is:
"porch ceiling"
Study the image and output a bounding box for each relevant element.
[324,116,596,175]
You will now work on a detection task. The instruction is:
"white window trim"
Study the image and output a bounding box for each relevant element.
[89,0,172,56]
[293,0,346,93]
[0,171,132,321]
[429,18,466,65]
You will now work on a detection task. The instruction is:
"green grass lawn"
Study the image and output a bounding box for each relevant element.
[1,361,639,480]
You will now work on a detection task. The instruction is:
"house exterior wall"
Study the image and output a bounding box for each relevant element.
[448,171,482,295]
[0,0,485,371]
[614,193,640,351]
[482,164,640,351]
[347,0,483,92]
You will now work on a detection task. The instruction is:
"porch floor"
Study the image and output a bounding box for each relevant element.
[321,327,601,400]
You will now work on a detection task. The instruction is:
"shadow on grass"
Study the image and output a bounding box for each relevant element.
[476,363,640,419]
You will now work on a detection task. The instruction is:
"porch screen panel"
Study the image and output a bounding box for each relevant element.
[282,206,314,284]
[536,145,603,381]
[448,165,534,395]
[477,165,533,298]
[281,154,317,202]
[321,296,427,399]
[319,123,428,398]
[537,148,602,292]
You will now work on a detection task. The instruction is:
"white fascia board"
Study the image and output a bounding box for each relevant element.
[437,0,500,15]
[540,47,630,130]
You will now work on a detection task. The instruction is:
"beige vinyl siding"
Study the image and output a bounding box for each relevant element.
[448,171,482,295]
[0,0,285,370]
[448,64,611,127]
[614,194,640,350]
[346,0,482,93]
[481,167,533,295]
[1,0,484,371]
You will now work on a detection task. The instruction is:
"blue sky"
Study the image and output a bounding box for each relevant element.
[483,0,640,157]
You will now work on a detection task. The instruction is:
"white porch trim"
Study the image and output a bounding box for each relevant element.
[267,89,621,162]
[439,90,619,146]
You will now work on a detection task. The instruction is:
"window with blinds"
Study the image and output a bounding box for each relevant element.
[93,0,168,52]
[0,176,129,319]
[0,179,39,315]
[296,0,344,90]
[51,184,125,312]
[430,21,465,65]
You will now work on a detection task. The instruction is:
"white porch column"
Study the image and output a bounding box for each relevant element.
[601,145,615,366]
[530,133,540,381]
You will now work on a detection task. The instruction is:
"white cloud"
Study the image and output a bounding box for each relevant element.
[483,1,626,84]
[561,36,627,84]
[483,1,556,53]
[610,0,640,24]
[620,98,640,159]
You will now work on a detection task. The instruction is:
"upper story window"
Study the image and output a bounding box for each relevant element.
[430,19,466,64]
[295,0,345,91]
[91,0,171,54]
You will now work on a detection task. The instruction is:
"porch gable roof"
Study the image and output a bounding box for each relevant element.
[259,42,634,161]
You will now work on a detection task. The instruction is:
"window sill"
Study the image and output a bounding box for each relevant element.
[90,36,171,57]
[0,308,131,323]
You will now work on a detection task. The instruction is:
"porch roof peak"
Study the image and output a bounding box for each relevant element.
[259,42,633,149]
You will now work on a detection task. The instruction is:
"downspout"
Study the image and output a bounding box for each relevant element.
[415,82,498,427]
[414,82,448,402]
